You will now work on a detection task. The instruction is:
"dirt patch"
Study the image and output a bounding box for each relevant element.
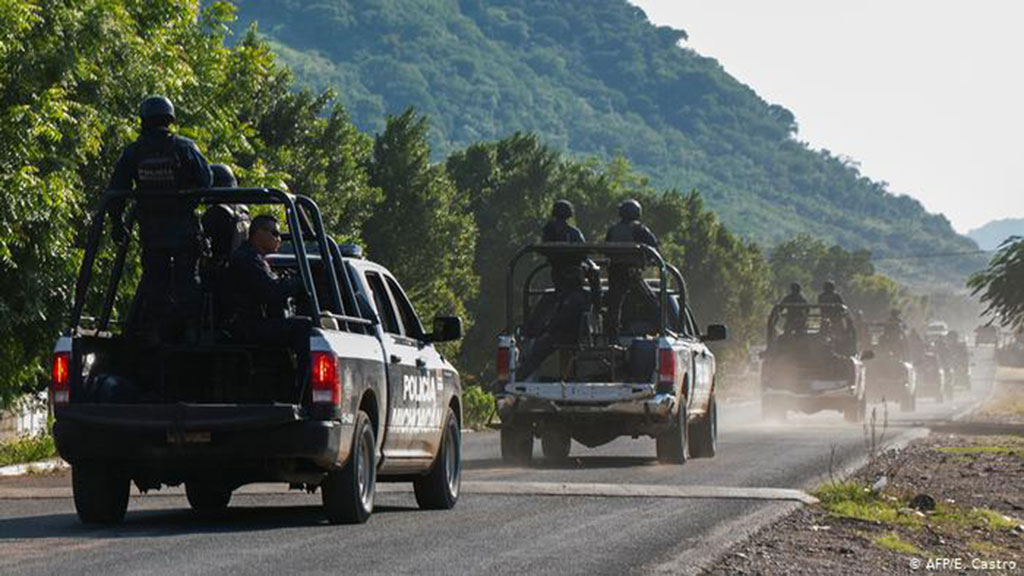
[973,380,1024,425]
[704,435,1024,575]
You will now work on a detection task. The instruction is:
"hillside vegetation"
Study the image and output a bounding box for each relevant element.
[231,0,982,285]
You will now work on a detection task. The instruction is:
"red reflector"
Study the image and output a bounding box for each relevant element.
[311,352,340,405]
[51,352,70,405]
[496,347,510,380]
[658,349,676,385]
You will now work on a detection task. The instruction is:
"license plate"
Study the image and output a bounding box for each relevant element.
[167,431,212,444]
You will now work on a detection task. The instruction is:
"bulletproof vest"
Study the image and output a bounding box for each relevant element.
[606,220,639,243]
[202,204,251,264]
[543,219,584,292]
[133,134,200,247]
[136,137,183,190]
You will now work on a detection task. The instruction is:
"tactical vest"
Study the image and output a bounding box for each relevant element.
[133,135,199,248]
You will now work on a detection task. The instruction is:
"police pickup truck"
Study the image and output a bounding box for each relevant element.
[495,243,726,465]
[51,188,463,525]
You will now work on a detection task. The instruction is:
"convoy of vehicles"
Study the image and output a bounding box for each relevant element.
[51,189,463,525]
[494,243,726,465]
[760,303,872,422]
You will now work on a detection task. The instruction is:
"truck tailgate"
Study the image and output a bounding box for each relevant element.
[507,382,656,403]
[55,403,302,430]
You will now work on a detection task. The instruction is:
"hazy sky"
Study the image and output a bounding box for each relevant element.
[632,0,1023,234]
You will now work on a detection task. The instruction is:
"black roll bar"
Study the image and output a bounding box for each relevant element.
[506,242,674,337]
[70,188,324,331]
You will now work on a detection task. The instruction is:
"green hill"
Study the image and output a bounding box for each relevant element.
[230,0,981,286]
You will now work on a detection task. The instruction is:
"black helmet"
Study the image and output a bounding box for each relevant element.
[618,199,642,221]
[139,96,175,122]
[823,280,836,292]
[552,199,574,220]
[789,282,802,294]
[211,163,237,188]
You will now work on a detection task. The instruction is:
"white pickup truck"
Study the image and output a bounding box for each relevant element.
[494,243,726,465]
[52,188,463,525]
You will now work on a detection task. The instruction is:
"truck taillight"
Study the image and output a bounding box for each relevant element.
[51,352,70,405]
[311,351,340,405]
[496,347,510,381]
[658,348,676,386]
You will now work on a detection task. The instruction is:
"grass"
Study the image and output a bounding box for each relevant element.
[936,445,1024,458]
[0,433,56,467]
[873,532,923,556]
[813,482,919,527]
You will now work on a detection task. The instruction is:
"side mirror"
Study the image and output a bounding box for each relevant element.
[430,316,463,343]
[702,324,728,342]
[861,350,875,361]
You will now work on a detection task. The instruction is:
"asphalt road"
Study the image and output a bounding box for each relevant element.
[0,348,996,575]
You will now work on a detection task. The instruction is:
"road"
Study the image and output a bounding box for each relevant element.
[0,348,996,575]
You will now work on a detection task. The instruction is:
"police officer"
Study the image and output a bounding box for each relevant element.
[110,96,212,339]
[817,280,845,305]
[780,282,808,305]
[519,201,590,379]
[605,199,659,336]
[202,163,250,265]
[227,214,309,374]
[779,283,808,334]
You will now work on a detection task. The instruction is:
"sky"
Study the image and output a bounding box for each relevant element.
[631,0,1024,234]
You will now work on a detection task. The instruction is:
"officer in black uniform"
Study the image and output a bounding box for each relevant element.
[519,200,590,379]
[226,214,309,374]
[109,96,212,339]
[604,199,659,336]
[779,283,808,334]
[817,280,845,335]
[203,163,250,265]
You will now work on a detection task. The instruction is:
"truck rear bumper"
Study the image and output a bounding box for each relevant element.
[54,404,343,471]
[497,387,676,419]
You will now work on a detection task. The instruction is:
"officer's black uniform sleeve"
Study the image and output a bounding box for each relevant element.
[234,248,302,308]
[183,140,212,188]
[570,227,585,243]
[107,144,137,228]
[636,225,659,248]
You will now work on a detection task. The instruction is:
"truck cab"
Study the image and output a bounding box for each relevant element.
[51,188,463,525]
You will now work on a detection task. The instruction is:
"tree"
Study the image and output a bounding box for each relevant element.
[968,237,1024,331]
[362,109,478,345]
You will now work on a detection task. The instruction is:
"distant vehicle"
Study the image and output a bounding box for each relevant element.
[51,188,464,525]
[915,350,950,402]
[925,320,949,342]
[975,325,999,346]
[760,303,872,422]
[494,243,726,465]
[865,323,916,412]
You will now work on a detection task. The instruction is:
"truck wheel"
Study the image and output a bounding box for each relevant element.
[899,387,916,413]
[843,395,866,423]
[72,463,130,525]
[688,395,717,458]
[500,423,533,465]
[762,396,786,422]
[414,407,461,510]
[656,403,689,464]
[186,483,232,512]
[540,425,571,464]
[322,410,376,524]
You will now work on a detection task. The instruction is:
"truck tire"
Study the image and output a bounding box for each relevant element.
[414,407,461,510]
[688,394,717,458]
[762,396,786,421]
[540,424,571,464]
[72,462,130,525]
[656,403,689,464]
[186,483,232,512]
[322,410,376,524]
[500,422,533,465]
[843,395,866,423]
[899,386,916,413]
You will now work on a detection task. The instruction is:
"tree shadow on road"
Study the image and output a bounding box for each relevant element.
[0,504,415,540]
